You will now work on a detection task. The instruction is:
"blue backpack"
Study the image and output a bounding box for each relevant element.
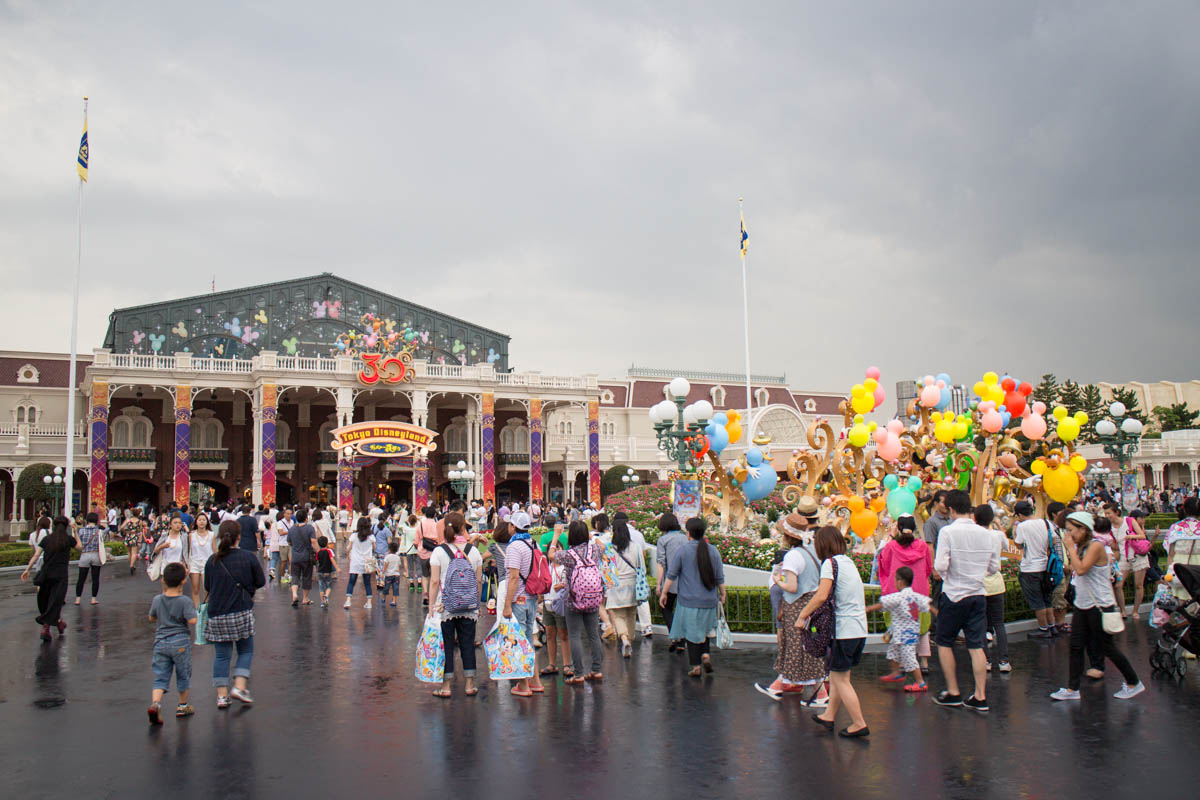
[1045,521,1064,588]
[439,544,479,614]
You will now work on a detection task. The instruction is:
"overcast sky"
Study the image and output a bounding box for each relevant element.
[3,1,1198,393]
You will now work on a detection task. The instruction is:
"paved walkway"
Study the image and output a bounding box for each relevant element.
[1,568,1198,800]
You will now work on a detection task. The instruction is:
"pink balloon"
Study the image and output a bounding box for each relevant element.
[873,428,888,444]
[865,366,881,380]
[919,385,940,407]
[873,385,886,408]
[982,409,1003,433]
[878,436,902,461]
[1021,413,1047,440]
[887,419,904,435]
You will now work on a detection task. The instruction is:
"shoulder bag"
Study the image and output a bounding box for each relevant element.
[615,549,651,603]
[800,556,839,659]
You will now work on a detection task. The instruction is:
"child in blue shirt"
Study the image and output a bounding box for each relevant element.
[148,562,198,724]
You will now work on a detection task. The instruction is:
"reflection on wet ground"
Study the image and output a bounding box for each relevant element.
[1,568,1198,799]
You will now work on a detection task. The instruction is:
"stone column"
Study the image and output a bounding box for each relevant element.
[260,383,277,506]
[482,392,496,503]
[587,399,600,503]
[89,381,109,512]
[173,386,192,507]
[529,398,544,503]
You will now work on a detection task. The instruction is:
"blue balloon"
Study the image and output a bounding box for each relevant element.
[705,420,729,454]
[1000,410,1012,427]
[935,386,951,410]
[740,447,778,502]
[936,372,951,385]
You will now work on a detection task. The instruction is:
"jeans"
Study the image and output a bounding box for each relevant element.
[345,573,373,597]
[441,616,477,678]
[318,573,335,594]
[565,607,603,674]
[510,595,537,646]
[76,565,101,598]
[384,576,400,597]
[212,636,254,687]
[152,634,192,691]
[269,551,280,575]
[986,593,1009,662]
[406,554,420,579]
[1068,607,1138,690]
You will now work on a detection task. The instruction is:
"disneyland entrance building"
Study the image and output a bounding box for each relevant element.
[0,274,847,533]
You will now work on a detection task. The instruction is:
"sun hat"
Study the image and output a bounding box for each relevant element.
[509,511,532,531]
[1066,511,1094,531]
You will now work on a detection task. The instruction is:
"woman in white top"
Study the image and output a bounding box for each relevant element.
[397,514,419,590]
[1102,502,1149,620]
[1050,512,1143,702]
[601,515,645,658]
[797,526,869,738]
[153,513,188,568]
[344,517,376,609]
[188,512,215,605]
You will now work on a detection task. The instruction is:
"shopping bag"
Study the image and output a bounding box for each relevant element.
[484,614,535,680]
[600,544,621,591]
[415,613,445,683]
[194,602,208,646]
[147,553,164,582]
[714,605,734,650]
[633,563,650,603]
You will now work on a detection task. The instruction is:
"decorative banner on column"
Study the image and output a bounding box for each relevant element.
[89,381,108,512]
[529,398,543,503]
[174,385,192,507]
[588,399,601,502]
[414,456,430,511]
[482,392,496,503]
[261,383,277,507]
[338,454,353,512]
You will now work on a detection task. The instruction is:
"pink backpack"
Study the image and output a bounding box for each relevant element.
[568,545,605,612]
[520,539,554,596]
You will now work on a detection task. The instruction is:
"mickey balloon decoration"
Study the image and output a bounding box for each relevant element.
[883,474,922,519]
[725,410,743,445]
[705,412,730,455]
[740,446,778,502]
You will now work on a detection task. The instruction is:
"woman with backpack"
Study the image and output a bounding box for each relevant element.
[429,513,483,698]
[555,520,607,684]
[797,526,870,737]
[1103,502,1149,620]
[661,517,726,677]
[602,516,646,658]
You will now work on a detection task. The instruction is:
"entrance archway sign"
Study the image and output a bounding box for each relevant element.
[330,421,438,459]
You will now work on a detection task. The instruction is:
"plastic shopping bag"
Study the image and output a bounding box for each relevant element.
[484,615,535,680]
[1150,582,1172,629]
[415,613,446,683]
[194,602,208,646]
[714,605,734,650]
[600,544,621,591]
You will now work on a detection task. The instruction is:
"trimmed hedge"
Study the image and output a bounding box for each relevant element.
[0,542,128,568]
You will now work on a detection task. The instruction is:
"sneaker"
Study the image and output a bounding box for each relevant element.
[1029,627,1055,639]
[216,695,232,709]
[320,601,328,609]
[291,599,299,608]
[175,703,194,717]
[933,691,963,707]
[147,702,163,725]
[1050,688,1081,701]
[363,600,372,610]
[754,682,783,701]
[229,687,254,705]
[269,568,276,579]
[998,660,1012,673]
[963,695,989,713]
[804,693,830,708]
[1114,682,1145,700]
[344,597,352,609]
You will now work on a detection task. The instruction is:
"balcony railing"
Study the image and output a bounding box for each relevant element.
[498,453,530,466]
[318,451,339,465]
[276,450,296,465]
[1136,439,1200,459]
[441,453,468,467]
[91,350,598,392]
[191,449,229,465]
[0,421,89,437]
[109,448,157,464]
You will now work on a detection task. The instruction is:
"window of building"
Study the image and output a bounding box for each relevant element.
[601,420,616,437]
[191,409,224,449]
[444,421,468,453]
[318,419,337,451]
[803,398,817,413]
[275,420,291,450]
[16,364,39,384]
[600,389,615,404]
[500,420,530,453]
[711,386,726,407]
[111,408,153,449]
[755,388,770,407]
[557,420,573,436]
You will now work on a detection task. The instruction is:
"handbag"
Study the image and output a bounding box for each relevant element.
[714,605,734,650]
[1101,606,1125,634]
[616,550,650,603]
[147,552,164,581]
[97,529,107,566]
[800,556,839,659]
[362,553,377,575]
[32,566,45,587]
[194,602,208,646]
[418,519,438,552]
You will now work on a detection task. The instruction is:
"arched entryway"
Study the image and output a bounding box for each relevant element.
[190,479,230,505]
[383,479,412,509]
[497,478,527,507]
[108,478,161,509]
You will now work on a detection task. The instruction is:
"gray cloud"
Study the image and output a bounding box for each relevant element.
[2,1,1197,395]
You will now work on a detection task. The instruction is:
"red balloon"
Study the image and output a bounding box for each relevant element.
[1001,377,1016,392]
[1018,381,1033,397]
[1004,391,1027,418]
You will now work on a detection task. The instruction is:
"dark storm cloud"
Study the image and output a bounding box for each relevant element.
[2,1,1197,391]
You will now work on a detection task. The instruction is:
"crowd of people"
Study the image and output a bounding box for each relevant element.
[14,486,1200,739]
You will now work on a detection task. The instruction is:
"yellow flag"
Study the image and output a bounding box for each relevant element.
[76,119,88,182]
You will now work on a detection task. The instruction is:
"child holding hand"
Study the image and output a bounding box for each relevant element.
[866,566,929,693]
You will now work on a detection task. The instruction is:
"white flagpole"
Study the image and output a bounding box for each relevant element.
[64,97,86,518]
[739,198,753,444]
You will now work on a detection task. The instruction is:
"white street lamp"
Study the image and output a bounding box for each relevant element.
[668,377,691,400]
[691,400,713,424]
[1121,417,1143,436]
[1095,419,1117,437]
[1109,401,1126,418]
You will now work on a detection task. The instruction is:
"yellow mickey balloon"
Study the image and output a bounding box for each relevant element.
[848,414,870,448]
[1043,464,1081,503]
[1030,459,1047,475]
[1057,416,1080,442]
[851,394,874,414]
[1074,411,1088,426]
[984,371,998,384]
[973,381,987,397]
[725,410,743,444]
[933,412,956,444]
[1069,455,1088,472]
[1052,405,1068,421]
[953,414,970,440]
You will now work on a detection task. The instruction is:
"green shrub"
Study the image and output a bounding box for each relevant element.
[0,542,128,568]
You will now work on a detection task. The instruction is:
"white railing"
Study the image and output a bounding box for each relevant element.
[0,423,18,435]
[1138,439,1200,459]
[91,349,595,394]
[30,422,87,437]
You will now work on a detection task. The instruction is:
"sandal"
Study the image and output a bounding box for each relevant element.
[539,666,559,676]
[563,666,575,678]
[464,688,479,697]
[530,685,546,693]
[510,687,534,697]
[688,667,703,678]
[433,689,452,698]
[566,676,586,685]
[585,672,603,682]
[904,682,928,693]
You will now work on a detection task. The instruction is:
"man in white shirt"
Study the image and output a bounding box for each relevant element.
[932,490,1000,713]
[1012,500,1056,637]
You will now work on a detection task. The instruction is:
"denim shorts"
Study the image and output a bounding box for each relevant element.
[152,634,192,692]
[318,572,335,592]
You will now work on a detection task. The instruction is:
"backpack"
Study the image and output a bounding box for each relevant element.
[439,544,479,614]
[520,539,553,596]
[1045,521,1064,588]
[568,546,605,612]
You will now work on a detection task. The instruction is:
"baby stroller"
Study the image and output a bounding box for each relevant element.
[1149,564,1200,679]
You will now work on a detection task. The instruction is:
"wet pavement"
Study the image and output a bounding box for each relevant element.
[2,567,1199,800]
